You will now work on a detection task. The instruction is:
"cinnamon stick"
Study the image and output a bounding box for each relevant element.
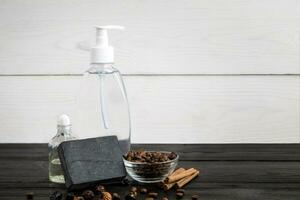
[165,168,197,184]
[173,168,186,174]
[166,168,185,180]
[176,170,199,188]
[163,182,176,191]
[162,168,186,190]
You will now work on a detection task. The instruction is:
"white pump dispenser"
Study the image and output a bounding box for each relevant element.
[91,25,124,64]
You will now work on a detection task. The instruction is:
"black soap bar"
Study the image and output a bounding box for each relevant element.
[58,136,126,190]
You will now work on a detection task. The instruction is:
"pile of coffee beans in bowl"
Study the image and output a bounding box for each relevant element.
[124,150,177,163]
[123,150,178,183]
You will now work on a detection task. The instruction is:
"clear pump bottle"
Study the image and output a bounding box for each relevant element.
[78,26,131,153]
[48,114,76,183]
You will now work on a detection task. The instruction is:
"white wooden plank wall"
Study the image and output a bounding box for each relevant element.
[0,0,299,143]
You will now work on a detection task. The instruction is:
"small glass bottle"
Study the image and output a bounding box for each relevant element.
[48,114,76,183]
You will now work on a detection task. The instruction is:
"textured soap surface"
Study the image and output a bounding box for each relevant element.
[58,136,126,190]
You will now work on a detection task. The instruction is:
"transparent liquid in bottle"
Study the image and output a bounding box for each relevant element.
[48,120,76,183]
[78,64,131,153]
[49,146,65,183]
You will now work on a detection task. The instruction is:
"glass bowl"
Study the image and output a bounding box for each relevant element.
[123,151,179,183]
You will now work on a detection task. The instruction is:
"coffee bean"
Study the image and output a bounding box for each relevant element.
[191,195,199,200]
[74,197,84,200]
[96,185,105,193]
[82,190,95,200]
[26,192,34,200]
[112,193,121,200]
[176,192,184,199]
[130,186,138,192]
[168,152,177,160]
[125,192,137,200]
[176,189,185,194]
[140,188,148,194]
[145,198,154,200]
[130,187,138,197]
[122,177,131,185]
[148,192,158,198]
[124,151,177,163]
[162,197,169,200]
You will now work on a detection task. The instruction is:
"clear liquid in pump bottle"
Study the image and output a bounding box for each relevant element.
[77,26,131,153]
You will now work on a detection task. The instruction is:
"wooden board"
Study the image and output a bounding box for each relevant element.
[2,143,300,161]
[0,76,299,143]
[0,144,300,200]
[1,160,300,184]
[0,187,300,200]
[0,0,299,74]
[133,144,300,161]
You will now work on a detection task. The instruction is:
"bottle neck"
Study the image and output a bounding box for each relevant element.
[87,63,117,74]
[57,125,72,137]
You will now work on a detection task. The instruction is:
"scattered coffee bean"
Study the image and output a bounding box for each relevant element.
[112,193,121,200]
[140,188,148,194]
[176,189,185,194]
[162,197,168,200]
[26,192,34,200]
[176,192,184,199]
[148,192,158,198]
[168,152,177,160]
[125,192,137,200]
[82,190,95,200]
[122,177,130,185]
[130,186,138,192]
[191,194,199,200]
[65,192,74,200]
[50,191,63,200]
[145,198,154,200]
[96,185,105,198]
[96,185,106,193]
[74,197,84,200]
[130,186,138,197]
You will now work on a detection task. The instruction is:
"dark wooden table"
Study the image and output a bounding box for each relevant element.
[1,144,300,200]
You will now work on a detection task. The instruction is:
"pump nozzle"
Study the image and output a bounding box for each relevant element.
[91,25,124,64]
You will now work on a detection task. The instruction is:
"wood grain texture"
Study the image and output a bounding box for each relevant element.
[2,143,300,161]
[0,188,300,200]
[0,0,299,74]
[2,160,300,183]
[132,144,300,161]
[0,75,299,143]
[1,144,300,200]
